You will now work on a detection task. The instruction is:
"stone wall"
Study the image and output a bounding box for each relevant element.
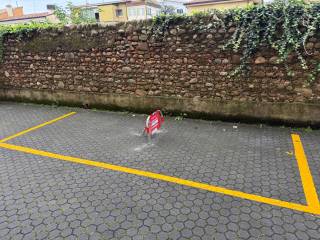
[0,18,320,125]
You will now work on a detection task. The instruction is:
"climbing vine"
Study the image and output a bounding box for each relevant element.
[0,0,320,82]
[151,0,320,81]
[224,0,320,77]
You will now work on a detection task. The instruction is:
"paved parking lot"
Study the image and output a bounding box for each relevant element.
[0,102,319,240]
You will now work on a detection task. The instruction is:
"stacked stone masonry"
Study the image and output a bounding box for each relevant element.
[0,18,319,118]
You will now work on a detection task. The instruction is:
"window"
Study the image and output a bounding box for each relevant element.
[129,8,137,16]
[177,9,183,14]
[128,7,144,17]
[95,12,100,21]
[116,9,123,17]
[146,7,152,16]
[139,8,144,16]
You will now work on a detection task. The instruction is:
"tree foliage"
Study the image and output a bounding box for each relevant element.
[54,1,97,25]
[161,5,176,15]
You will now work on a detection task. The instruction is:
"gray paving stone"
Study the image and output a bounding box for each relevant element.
[0,103,319,239]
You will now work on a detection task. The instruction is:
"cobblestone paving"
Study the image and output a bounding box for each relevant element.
[0,102,320,239]
[9,108,306,204]
[0,102,71,139]
[300,132,320,199]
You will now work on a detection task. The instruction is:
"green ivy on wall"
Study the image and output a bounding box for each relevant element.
[0,21,59,62]
[224,0,320,78]
[151,0,320,82]
[0,0,320,84]
[0,1,96,63]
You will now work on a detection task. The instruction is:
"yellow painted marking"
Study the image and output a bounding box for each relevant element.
[0,112,76,143]
[292,134,320,211]
[0,142,319,215]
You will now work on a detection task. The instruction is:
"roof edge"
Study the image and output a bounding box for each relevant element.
[0,12,52,22]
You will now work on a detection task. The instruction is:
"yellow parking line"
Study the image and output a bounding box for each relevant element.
[292,134,320,211]
[0,112,76,143]
[0,142,318,215]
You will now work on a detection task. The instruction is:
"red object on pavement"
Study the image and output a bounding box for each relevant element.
[144,110,164,136]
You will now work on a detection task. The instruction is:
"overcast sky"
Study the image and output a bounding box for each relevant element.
[0,0,273,14]
[0,0,109,14]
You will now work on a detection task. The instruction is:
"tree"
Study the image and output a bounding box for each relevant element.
[161,5,176,15]
[54,1,96,24]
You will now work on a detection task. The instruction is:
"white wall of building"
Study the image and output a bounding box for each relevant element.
[146,5,161,19]
[128,6,145,21]
[127,5,160,21]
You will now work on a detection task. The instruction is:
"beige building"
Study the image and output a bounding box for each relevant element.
[99,1,129,22]
[184,0,261,13]
[74,0,161,24]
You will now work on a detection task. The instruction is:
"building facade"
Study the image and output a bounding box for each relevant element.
[0,5,58,25]
[74,0,161,23]
[99,1,129,22]
[0,5,23,20]
[127,1,161,21]
[184,0,261,13]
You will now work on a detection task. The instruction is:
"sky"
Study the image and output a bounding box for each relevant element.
[0,0,187,14]
[0,0,109,14]
[0,0,272,14]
